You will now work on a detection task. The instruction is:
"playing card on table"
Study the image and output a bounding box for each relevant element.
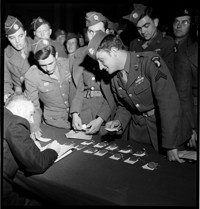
[81,141,94,146]
[105,144,118,151]
[118,148,132,154]
[109,153,122,160]
[124,156,139,164]
[93,141,108,148]
[94,149,108,156]
[142,162,159,171]
[83,147,98,154]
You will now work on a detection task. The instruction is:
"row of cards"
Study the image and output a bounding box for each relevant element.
[73,140,159,171]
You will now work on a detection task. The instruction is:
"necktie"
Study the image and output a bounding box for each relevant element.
[21,50,26,59]
[120,70,128,86]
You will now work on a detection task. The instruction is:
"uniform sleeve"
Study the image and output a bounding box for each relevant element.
[24,68,42,133]
[160,38,175,80]
[144,53,181,149]
[4,51,14,95]
[174,51,194,128]
[6,117,57,174]
[69,71,84,115]
[97,81,116,122]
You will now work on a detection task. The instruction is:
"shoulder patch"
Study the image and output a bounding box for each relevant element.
[151,56,161,68]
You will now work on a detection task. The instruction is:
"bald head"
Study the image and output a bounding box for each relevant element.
[5,94,35,124]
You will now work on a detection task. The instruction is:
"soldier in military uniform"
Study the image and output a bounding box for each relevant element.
[54,28,66,46]
[172,7,195,54]
[173,8,198,148]
[24,38,71,140]
[69,11,116,135]
[4,15,34,103]
[31,16,67,58]
[87,31,186,163]
[123,3,175,78]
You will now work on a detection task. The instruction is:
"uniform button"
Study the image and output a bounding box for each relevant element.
[91,87,94,90]
[66,108,69,112]
[92,77,95,80]
[136,104,140,108]
[129,93,132,97]
[60,85,62,88]
[136,54,139,57]
[118,87,122,90]
[62,93,65,96]
[20,76,24,82]
[46,89,48,92]
[64,101,68,105]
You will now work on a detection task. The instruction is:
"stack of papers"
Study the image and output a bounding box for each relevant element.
[54,144,75,163]
[178,150,197,161]
[65,130,92,140]
[34,140,75,163]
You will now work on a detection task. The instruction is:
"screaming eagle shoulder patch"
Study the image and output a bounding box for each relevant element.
[151,56,161,68]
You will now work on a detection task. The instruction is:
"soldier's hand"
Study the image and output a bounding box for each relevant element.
[167,149,185,163]
[187,130,197,148]
[85,117,103,134]
[105,120,122,131]
[4,93,12,104]
[72,113,82,131]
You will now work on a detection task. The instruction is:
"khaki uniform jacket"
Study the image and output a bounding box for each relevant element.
[4,36,34,95]
[129,30,175,78]
[50,39,68,58]
[69,46,116,124]
[24,57,71,132]
[111,51,182,151]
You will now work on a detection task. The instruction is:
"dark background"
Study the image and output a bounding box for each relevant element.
[3,0,198,46]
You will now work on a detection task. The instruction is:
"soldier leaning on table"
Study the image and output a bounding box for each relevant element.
[24,38,72,140]
[87,31,187,163]
[69,11,116,135]
[3,94,60,206]
[4,15,34,103]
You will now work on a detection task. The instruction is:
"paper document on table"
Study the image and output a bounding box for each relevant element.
[65,130,92,140]
[178,150,197,161]
[55,144,75,163]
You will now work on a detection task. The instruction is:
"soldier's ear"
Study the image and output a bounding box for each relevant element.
[24,30,27,36]
[153,18,159,27]
[49,29,52,36]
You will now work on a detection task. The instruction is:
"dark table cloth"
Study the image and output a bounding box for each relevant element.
[14,124,197,206]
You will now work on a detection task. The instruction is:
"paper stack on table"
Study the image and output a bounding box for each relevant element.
[65,130,92,140]
[178,150,197,161]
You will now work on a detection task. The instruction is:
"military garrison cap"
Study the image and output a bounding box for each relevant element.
[87,30,108,59]
[55,29,66,38]
[5,15,23,35]
[173,7,192,18]
[66,32,77,42]
[123,3,147,25]
[32,38,50,54]
[85,11,107,27]
[31,16,49,31]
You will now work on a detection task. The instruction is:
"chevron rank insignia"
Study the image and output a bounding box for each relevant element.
[151,56,161,68]
[155,70,167,82]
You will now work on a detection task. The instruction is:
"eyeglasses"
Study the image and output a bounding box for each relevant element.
[173,19,190,26]
[36,29,50,34]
